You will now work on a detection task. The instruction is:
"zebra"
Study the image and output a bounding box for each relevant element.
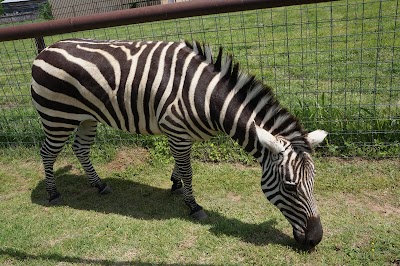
[31,38,327,249]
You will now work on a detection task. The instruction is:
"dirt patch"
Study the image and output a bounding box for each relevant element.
[47,232,80,247]
[361,191,400,217]
[120,248,140,261]
[178,234,197,249]
[105,147,149,172]
[334,192,400,218]
[0,160,41,178]
[368,202,400,217]
[227,192,242,202]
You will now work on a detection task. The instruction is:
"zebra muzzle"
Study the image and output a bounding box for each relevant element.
[293,215,323,250]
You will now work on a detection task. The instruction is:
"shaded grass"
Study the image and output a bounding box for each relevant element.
[0,146,399,265]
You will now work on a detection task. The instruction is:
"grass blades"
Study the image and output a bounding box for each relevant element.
[0,146,399,265]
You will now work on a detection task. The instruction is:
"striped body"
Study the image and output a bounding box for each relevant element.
[31,39,327,249]
[32,40,217,139]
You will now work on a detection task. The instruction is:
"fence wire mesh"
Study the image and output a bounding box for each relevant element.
[0,0,399,157]
[48,0,164,20]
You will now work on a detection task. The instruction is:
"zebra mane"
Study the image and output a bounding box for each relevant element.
[184,41,312,153]
[184,40,239,81]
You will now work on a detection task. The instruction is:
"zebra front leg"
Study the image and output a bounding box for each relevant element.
[73,120,112,195]
[168,138,208,220]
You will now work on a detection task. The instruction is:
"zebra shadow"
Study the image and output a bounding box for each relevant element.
[30,165,296,248]
[0,247,214,266]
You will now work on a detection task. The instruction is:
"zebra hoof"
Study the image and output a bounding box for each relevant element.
[171,186,184,195]
[98,184,112,195]
[190,209,208,220]
[171,182,184,195]
[48,194,63,205]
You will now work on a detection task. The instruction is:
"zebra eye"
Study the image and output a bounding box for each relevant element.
[271,152,283,162]
[283,181,298,193]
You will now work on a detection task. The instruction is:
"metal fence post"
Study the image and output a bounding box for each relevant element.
[34,36,46,54]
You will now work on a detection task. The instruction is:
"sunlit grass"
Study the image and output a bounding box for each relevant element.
[0,146,399,265]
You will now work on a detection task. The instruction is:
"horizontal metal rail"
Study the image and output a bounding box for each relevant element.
[0,0,336,42]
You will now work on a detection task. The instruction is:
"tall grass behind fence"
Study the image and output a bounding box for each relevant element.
[0,0,399,158]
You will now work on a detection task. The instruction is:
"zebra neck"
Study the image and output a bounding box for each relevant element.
[215,78,310,158]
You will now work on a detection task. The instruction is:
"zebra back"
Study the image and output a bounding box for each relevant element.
[32,38,312,155]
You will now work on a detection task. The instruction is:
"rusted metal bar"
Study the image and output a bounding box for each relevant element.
[0,0,336,42]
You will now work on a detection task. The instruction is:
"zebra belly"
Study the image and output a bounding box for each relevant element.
[31,78,164,136]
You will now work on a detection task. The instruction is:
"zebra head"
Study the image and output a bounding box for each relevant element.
[255,125,327,249]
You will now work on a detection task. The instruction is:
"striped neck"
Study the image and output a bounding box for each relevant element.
[184,41,311,157]
[213,72,311,159]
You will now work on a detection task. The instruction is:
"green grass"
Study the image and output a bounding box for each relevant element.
[0,145,399,265]
[0,0,399,156]
[0,2,399,264]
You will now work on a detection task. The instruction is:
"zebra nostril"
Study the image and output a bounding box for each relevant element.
[303,215,323,249]
[307,239,316,248]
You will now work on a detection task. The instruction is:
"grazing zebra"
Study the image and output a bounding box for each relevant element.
[31,39,327,249]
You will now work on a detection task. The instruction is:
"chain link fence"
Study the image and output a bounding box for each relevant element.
[0,0,399,157]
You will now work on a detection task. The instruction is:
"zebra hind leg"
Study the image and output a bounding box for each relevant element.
[73,120,112,195]
[170,164,184,194]
[168,138,208,220]
[40,130,75,205]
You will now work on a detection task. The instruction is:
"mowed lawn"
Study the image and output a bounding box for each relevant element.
[0,147,399,265]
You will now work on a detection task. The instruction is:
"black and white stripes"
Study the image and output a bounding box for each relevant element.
[31,38,327,249]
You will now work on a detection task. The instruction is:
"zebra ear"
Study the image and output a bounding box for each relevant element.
[306,130,328,147]
[255,125,285,155]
